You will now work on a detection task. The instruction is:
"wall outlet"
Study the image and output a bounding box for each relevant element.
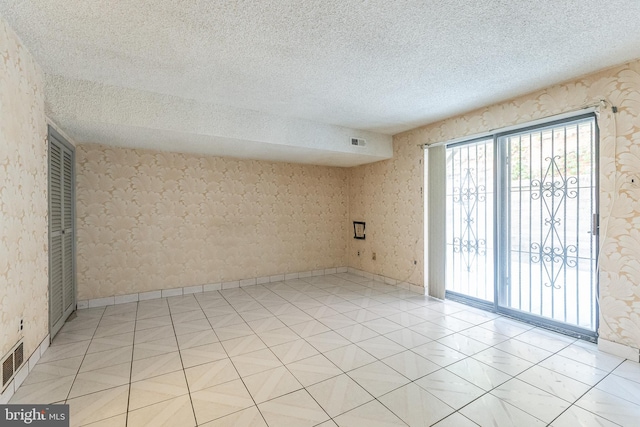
[357,251,360,256]
[372,252,377,261]
[19,319,23,332]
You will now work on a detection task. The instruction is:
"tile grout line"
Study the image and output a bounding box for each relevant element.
[123,301,139,427]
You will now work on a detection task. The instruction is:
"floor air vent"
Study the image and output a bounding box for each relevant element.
[2,340,25,391]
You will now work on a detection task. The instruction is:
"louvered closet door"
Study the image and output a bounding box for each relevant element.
[49,128,75,339]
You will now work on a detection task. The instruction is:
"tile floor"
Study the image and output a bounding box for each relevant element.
[10,273,640,426]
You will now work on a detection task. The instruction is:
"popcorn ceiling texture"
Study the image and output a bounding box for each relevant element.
[43,75,393,168]
[0,17,49,359]
[2,1,640,163]
[75,144,350,300]
[350,59,640,349]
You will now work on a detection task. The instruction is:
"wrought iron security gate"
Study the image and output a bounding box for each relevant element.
[445,115,598,335]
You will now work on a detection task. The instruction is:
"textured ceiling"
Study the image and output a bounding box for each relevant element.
[2,0,640,165]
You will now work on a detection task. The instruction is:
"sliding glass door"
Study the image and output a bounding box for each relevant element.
[445,115,598,336]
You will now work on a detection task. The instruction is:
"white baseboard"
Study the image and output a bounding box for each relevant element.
[598,337,640,362]
[347,267,425,295]
[77,267,350,309]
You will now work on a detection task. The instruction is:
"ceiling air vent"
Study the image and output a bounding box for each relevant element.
[2,340,25,391]
[351,137,366,147]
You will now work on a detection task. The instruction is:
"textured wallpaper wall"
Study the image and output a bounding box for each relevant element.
[76,144,349,300]
[350,60,640,348]
[349,137,424,287]
[0,18,49,359]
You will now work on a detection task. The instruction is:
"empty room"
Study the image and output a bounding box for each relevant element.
[1,1,640,426]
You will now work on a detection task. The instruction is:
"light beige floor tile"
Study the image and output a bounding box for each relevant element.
[356,336,405,359]
[133,335,178,360]
[491,378,570,423]
[383,328,431,348]
[550,405,619,427]
[333,399,406,427]
[323,344,376,372]
[410,341,466,367]
[51,330,94,346]
[257,327,300,347]
[127,395,196,427]
[539,354,608,386]
[94,321,135,338]
[69,362,131,399]
[40,340,91,363]
[612,359,640,384]
[381,350,439,380]
[493,338,554,363]
[87,332,134,354]
[136,306,170,320]
[517,365,590,403]
[82,414,127,427]
[221,334,267,357]
[348,361,409,397]
[134,325,175,344]
[286,354,342,387]
[290,320,331,338]
[176,329,219,349]
[333,324,379,344]
[247,317,287,333]
[270,339,319,364]
[426,316,475,332]
[67,384,129,427]
[460,393,546,427]
[361,318,404,335]
[306,331,351,353]
[103,303,137,317]
[131,351,183,382]
[61,319,100,334]
[129,370,188,410]
[576,387,640,426]
[22,356,83,386]
[135,315,173,331]
[479,318,532,338]
[185,358,239,392]
[79,346,133,373]
[181,342,228,368]
[458,325,510,345]
[415,368,485,409]
[306,374,373,417]
[258,389,330,427]
[431,412,478,427]
[10,375,75,404]
[514,328,575,352]
[171,309,206,324]
[208,313,246,329]
[559,343,624,373]
[472,347,534,376]
[446,357,511,391]
[231,348,283,377]
[341,309,380,323]
[378,383,454,426]
[191,379,255,425]
[408,322,455,340]
[385,312,426,327]
[173,318,212,336]
[199,406,267,427]
[214,323,255,341]
[438,333,490,356]
[98,312,136,326]
[243,366,303,403]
